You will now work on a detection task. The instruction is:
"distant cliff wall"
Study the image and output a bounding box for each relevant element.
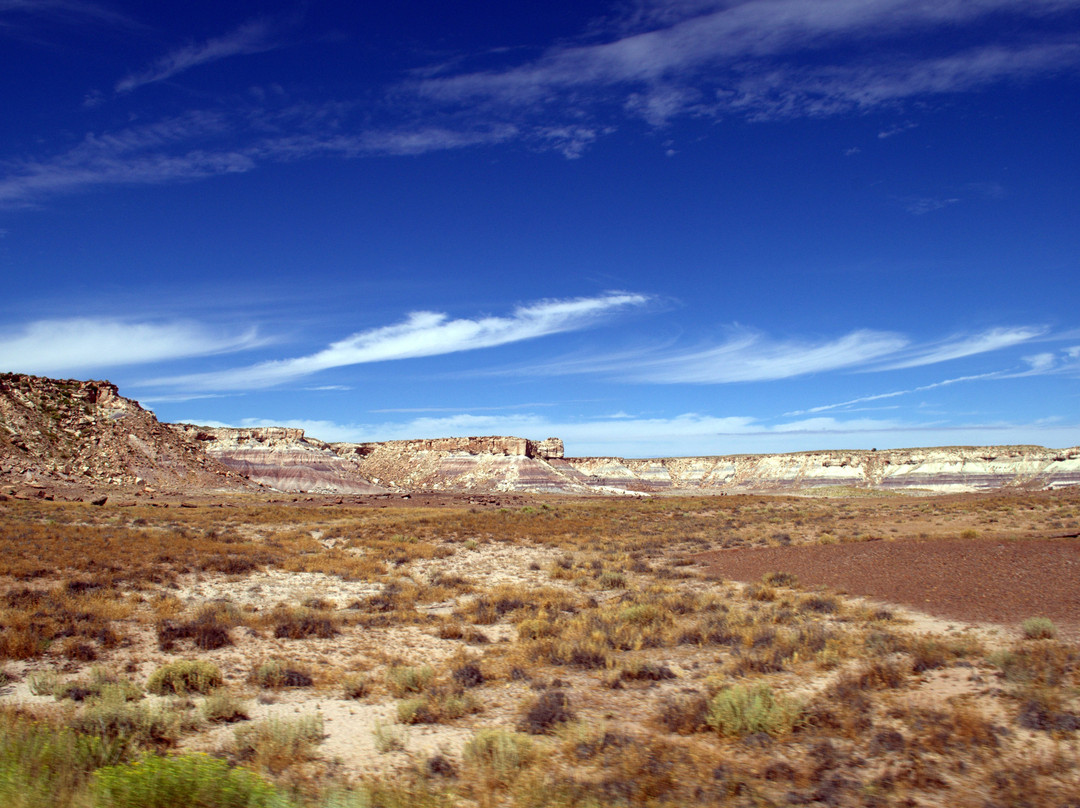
[563,446,1080,493]
[171,423,1079,495]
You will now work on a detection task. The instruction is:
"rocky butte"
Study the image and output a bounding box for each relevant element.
[1,374,1078,498]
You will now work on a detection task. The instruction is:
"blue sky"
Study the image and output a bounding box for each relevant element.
[1,0,1078,457]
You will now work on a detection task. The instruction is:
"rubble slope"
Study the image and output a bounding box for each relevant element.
[0,373,251,498]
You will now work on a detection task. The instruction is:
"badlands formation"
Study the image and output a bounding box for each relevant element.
[2,373,1078,498]
[178,424,1080,495]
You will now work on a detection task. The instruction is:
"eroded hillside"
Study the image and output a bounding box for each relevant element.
[0,373,251,499]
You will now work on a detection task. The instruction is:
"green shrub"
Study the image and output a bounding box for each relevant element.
[146,660,222,695]
[706,684,801,738]
[1021,617,1057,640]
[71,697,184,751]
[386,665,434,697]
[92,753,283,808]
[397,690,480,724]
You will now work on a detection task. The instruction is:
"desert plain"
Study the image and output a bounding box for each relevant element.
[1,486,1079,807]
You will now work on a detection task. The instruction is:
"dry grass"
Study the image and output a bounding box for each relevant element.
[0,489,1078,807]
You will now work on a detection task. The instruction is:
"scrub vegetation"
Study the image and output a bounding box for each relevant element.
[0,489,1078,806]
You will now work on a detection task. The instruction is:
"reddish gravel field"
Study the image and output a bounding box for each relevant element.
[694,536,1080,637]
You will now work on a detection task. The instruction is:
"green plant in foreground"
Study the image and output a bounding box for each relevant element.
[706,684,801,738]
[0,710,127,807]
[92,753,283,808]
[1021,617,1057,640]
[146,660,222,695]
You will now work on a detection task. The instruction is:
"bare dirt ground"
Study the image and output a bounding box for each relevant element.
[694,536,1080,639]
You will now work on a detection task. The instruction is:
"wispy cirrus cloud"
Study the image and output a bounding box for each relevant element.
[516,327,908,383]
[0,105,523,206]
[148,293,650,391]
[413,0,1080,128]
[622,329,908,383]
[505,324,1049,384]
[0,318,262,376]
[4,1,1080,205]
[116,19,278,93]
[0,0,141,31]
[872,326,1046,370]
[784,371,1007,417]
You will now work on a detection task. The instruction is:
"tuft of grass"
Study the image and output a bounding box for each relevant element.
[251,658,313,689]
[372,720,406,753]
[655,692,709,734]
[763,571,799,588]
[463,728,536,787]
[519,689,573,734]
[71,696,185,752]
[341,673,370,700]
[232,714,324,774]
[200,691,250,723]
[271,606,338,640]
[1021,617,1057,640]
[146,660,222,695]
[157,602,239,651]
[27,669,61,696]
[386,665,434,697]
[706,684,801,738]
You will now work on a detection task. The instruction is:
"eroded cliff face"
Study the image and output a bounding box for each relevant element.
[0,374,250,496]
[564,446,1080,493]
[170,425,386,495]
[5,375,1073,498]
[172,423,1080,495]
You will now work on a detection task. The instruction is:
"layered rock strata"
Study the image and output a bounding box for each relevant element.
[174,424,1079,495]
[172,428,571,494]
[563,447,1080,493]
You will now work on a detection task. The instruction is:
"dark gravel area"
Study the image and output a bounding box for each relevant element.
[694,537,1080,637]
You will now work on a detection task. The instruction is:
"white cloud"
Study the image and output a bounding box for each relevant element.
[0,318,262,376]
[1024,353,1057,372]
[905,196,960,215]
[874,326,1046,370]
[625,329,908,383]
[0,107,524,207]
[151,293,650,391]
[116,19,277,93]
[414,1,1080,128]
[500,324,1054,385]
[520,327,908,383]
[785,371,1006,416]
